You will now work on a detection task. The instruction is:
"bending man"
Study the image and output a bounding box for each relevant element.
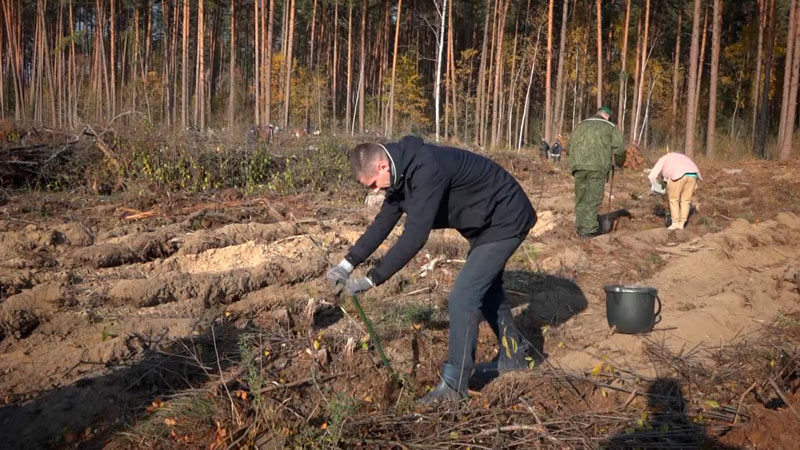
[327,136,537,404]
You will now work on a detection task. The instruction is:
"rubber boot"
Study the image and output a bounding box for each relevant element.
[474,315,531,380]
[418,363,470,405]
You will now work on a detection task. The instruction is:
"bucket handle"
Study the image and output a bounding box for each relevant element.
[654,294,662,325]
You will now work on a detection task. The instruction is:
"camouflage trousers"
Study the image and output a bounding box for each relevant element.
[573,170,606,235]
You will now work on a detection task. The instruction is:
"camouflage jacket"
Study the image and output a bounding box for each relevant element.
[567,114,625,174]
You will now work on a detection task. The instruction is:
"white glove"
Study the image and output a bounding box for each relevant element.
[650,180,666,195]
[326,259,354,289]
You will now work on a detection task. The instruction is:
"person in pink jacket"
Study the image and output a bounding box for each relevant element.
[648,152,702,230]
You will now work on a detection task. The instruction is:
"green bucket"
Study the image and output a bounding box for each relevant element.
[604,285,662,334]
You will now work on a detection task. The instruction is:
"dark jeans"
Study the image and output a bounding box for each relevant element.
[447,235,524,372]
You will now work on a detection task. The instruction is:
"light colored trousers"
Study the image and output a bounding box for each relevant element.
[667,176,697,226]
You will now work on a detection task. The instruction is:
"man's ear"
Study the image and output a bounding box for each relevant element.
[376,159,390,172]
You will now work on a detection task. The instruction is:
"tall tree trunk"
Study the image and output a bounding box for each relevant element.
[474,0,491,145]
[260,0,266,126]
[1,9,5,119]
[2,0,24,119]
[755,0,776,158]
[482,0,497,146]
[544,0,554,143]
[182,0,189,128]
[110,0,116,117]
[706,0,722,159]
[693,8,708,133]
[684,0,702,158]
[283,0,296,129]
[671,7,682,139]
[519,24,542,150]
[595,0,602,108]
[68,0,77,126]
[752,0,766,141]
[778,0,797,148]
[617,0,631,133]
[632,0,650,144]
[387,0,402,137]
[490,0,509,147]
[357,0,366,133]
[435,0,448,142]
[254,0,260,127]
[629,12,642,141]
[228,0,236,129]
[333,0,339,131]
[378,0,390,129]
[447,0,458,140]
[265,0,275,128]
[310,0,318,70]
[346,1,353,133]
[506,7,520,148]
[145,0,152,77]
[780,0,800,160]
[553,0,569,138]
[197,0,205,130]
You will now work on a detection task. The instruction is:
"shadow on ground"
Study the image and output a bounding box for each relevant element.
[470,270,588,389]
[0,322,246,450]
[601,378,742,449]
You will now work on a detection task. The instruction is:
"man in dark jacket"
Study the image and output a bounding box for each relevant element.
[327,135,537,403]
[567,106,625,238]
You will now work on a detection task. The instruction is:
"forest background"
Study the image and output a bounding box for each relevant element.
[1,0,799,193]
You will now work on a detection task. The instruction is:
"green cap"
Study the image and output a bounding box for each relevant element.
[598,106,612,116]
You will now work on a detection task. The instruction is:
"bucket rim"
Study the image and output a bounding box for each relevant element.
[603,284,658,295]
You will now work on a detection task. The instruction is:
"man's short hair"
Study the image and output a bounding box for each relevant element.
[349,143,388,178]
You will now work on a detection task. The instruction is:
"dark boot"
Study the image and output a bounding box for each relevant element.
[418,363,471,405]
[474,317,531,380]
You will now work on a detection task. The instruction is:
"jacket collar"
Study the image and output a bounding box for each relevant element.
[383,135,424,190]
[582,114,617,127]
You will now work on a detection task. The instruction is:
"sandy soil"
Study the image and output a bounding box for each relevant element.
[1,153,799,449]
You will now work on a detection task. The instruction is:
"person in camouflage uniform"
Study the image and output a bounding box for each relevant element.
[567,106,625,238]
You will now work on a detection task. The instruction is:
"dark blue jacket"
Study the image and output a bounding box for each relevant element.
[345,136,536,285]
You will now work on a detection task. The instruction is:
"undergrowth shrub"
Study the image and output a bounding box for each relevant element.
[116,129,353,194]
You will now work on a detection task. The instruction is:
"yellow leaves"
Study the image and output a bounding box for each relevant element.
[557,341,564,348]
[164,418,177,426]
[501,335,518,359]
[146,398,163,413]
[589,360,615,377]
[210,422,228,450]
[313,340,320,350]
[705,400,720,408]
[224,311,231,317]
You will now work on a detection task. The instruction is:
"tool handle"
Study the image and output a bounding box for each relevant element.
[351,294,395,378]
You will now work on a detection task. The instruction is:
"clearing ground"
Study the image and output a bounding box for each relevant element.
[1,142,799,449]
